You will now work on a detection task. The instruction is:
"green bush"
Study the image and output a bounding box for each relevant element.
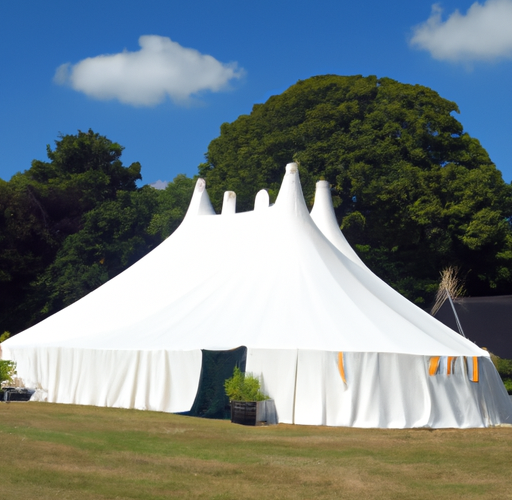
[503,379,512,394]
[0,360,17,387]
[490,353,512,395]
[224,366,268,402]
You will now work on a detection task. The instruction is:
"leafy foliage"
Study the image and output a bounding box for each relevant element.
[199,75,512,304]
[35,187,161,315]
[224,366,268,401]
[0,360,16,387]
[0,130,193,334]
[147,174,196,239]
[491,353,512,394]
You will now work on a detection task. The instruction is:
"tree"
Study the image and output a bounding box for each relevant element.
[0,130,143,334]
[147,174,196,239]
[27,129,141,233]
[35,175,196,322]
[36,187,161,316]
[199,75,512,304]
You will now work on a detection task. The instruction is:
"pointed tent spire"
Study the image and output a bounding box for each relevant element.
[310,180,365,267]
[184,178,216,218]
[274,163,309,217]
[254,189,270,210]
[221,191,236,215]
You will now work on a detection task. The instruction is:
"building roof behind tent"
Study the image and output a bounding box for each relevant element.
[434,296,512,359]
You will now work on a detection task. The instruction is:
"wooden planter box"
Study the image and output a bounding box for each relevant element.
[230,400,277,426]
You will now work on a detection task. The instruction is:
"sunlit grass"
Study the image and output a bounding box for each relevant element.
[1,402,511,499]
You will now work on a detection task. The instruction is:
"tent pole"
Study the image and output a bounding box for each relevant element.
[292,352,299,425]
[447,292,466,338]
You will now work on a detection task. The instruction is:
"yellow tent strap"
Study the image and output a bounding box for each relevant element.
[429,356,440,376]
[338,352,346,384]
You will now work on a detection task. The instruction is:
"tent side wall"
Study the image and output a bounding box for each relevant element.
[246,349,512,428]
[5,346,202,413]
[4,343,512,428]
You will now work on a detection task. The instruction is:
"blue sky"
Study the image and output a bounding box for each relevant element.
[2,0,512,187]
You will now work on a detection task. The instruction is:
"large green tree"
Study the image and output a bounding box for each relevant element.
[147,174,197,240]
[36,187,160,316]
[1,128,195,336]
[0,130,143,334]
[37,175,196,318]
[199,75,512,304]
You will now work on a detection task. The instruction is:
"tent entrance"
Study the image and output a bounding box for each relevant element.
[187,346,247,419]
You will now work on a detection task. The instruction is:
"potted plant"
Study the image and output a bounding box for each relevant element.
[224,367,276,425]
[0,359,17,401]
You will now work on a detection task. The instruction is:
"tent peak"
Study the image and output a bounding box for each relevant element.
[315,179,330,189]
[310,179,366,267]
[254,189,270,210]
[286,162,299,174]
[222,191,237,215]
[184,178,216,218]
[196,178,206,192]
[274,162,308,215]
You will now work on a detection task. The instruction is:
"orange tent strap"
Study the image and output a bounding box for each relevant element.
[338,352,346,384]
[472,357,479,383]
[429,356,440,376]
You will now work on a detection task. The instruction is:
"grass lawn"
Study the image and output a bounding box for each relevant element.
[1,402,511,499]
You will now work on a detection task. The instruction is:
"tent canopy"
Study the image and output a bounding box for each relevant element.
[4,163,486,357]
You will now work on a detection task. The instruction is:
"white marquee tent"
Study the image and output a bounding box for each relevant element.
[2,163,512,428]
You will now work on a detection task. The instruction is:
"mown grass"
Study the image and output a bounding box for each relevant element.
[1,402,511,499]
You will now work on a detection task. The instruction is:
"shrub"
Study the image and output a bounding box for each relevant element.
[504,379,512,394]
[224,366,268,401]
[490,353,512,395]
[0,360,17,388]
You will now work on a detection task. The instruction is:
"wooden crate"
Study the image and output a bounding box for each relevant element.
[230,400,277,426]
[231,401,257,425]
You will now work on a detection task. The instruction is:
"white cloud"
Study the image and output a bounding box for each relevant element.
[410,0,512,62]
[150,180,169,190]
[54,35,245,106]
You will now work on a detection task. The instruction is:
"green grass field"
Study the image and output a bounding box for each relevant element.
[1,402,511,499]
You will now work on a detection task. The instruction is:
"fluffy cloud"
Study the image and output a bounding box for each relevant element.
[150,180,169,190]
[410,0,512,62]
[55,35,244,106]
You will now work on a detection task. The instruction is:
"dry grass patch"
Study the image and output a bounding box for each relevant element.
[1,402,511,499]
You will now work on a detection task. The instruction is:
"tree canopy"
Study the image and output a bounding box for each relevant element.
[199,75,512,303]
[0,130,194,335]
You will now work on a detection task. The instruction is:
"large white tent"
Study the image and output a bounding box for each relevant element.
[2,163,511,428]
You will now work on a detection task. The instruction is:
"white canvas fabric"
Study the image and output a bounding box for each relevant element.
[246,349,511,428]
[2,162,512,427]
